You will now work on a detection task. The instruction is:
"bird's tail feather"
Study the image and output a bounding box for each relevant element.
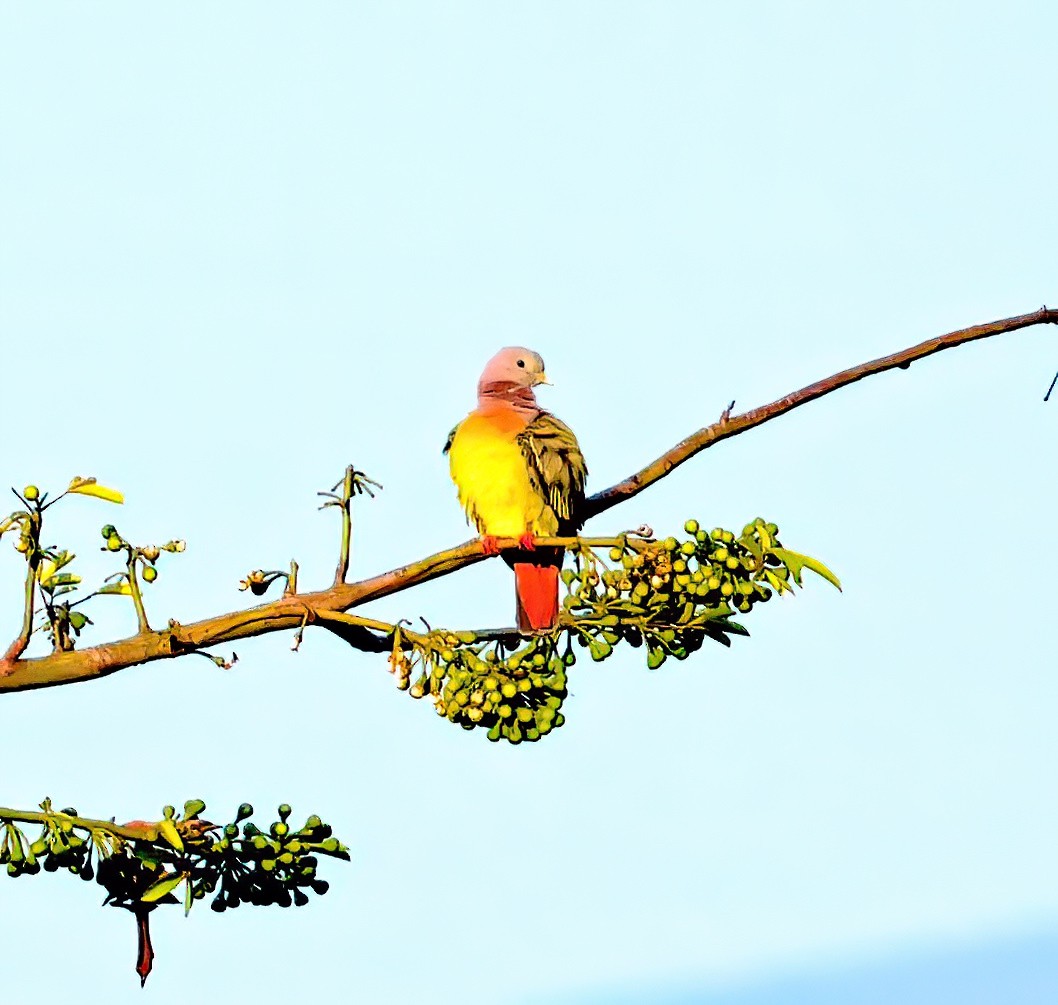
[514,563,559,633]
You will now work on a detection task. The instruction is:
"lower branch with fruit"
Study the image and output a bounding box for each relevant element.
[0,798,348,985]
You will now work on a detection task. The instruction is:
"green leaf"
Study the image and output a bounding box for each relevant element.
[158,819,184,852]
[739,536,763,559]
[68,611,89,631]
[771,548,842,591]
[699,603,734,621]
[763,569,790,594]
[587,637,612,662]
[68,478,124,504]
[716,617,750,637]
[97,581,132,596]
[702,625,733,647]
[141,871,185,903]
[184,876,193,917]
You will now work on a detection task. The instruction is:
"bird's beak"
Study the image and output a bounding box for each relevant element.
[535,372,552,386]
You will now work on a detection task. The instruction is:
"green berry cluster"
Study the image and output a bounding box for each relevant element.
[562,518,797,668]
[204,803,338,912]
[1,805,95,879]
[403,634,568,744]
[99,523,185,585]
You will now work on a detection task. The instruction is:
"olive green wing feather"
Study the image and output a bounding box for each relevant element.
[517,412,588,531]
[442,425,456,455]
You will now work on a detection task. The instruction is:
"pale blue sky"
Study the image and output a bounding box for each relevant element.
[2,2,1057,1001]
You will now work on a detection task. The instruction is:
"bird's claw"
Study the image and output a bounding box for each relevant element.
[480,536,502,556]
[518,533,537,551]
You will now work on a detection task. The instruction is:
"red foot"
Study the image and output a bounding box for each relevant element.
[518,533,537,551]
[480,536,502,556]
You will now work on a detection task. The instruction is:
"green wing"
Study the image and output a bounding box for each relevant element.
[516,411,588,531]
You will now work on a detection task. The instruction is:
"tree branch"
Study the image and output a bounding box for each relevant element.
[583,306,1058,519]
[1,308,1053,693]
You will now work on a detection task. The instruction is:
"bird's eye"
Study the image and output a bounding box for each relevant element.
[516,359,526,368]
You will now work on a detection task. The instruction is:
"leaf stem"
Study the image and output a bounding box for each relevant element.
[333,466,354,586]
[2,508,41,663]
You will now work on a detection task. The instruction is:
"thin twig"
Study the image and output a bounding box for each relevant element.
[2,508,41,666]
[333,466,354,586]
[126,551,150,634]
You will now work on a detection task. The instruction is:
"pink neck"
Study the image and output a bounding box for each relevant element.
[477,380,539,414]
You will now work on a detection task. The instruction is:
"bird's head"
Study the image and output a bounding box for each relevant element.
[479,347,550,390]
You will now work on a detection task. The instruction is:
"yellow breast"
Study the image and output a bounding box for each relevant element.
[448,412,553,537]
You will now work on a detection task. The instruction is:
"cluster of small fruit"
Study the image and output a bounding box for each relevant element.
[563,518,792,669]
[404,633,569,745]
[203,803,344,912]
[99,523,185,585]
[1,807,96,879]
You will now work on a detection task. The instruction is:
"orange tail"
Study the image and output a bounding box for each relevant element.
[514,563,559,632]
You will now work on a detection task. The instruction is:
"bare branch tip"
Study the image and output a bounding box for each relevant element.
[1044,370,1058,402]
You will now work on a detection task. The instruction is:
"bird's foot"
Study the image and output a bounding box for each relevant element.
[517,533,537,551]
[480,536,502,556]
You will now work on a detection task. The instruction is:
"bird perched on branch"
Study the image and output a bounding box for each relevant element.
[445,347,587,633]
